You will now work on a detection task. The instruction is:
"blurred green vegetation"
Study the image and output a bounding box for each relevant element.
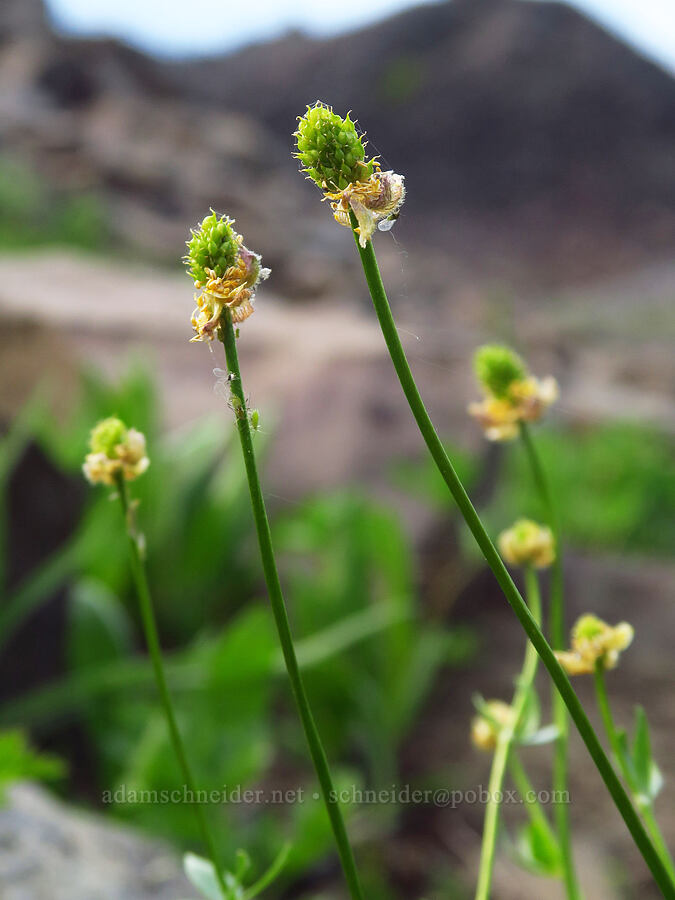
[1,363,672,896]
[0,155,108,251]
[0,365,472,898]
[398,424,675,557]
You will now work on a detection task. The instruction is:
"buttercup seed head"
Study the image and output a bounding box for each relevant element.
[555,614,634,676]
[498,518,556,569]
[295,102,374,192]
[471,700,514,752]
[83,418,150,486]
[294,101,406,246]
[184,213,270,341]
[89,417,127,459]
[185,211,240,285]
[474,345,528,399]
[468,345,558,441]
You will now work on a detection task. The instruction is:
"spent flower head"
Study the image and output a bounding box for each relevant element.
[498,518,555,569]
[468,343,558,441]
[471,700,514,752]
[184,212,269,341]
[294,102,405,247]
[83,417,149,486]
[555,614,634,676]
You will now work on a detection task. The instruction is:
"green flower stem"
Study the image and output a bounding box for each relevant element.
[519,421,579,899]
[475,566,542,900]
[219,311,365,900]
[594,663,675,881]
[350,217,675,899]
[509,751,558,848]
[115,476,229,899]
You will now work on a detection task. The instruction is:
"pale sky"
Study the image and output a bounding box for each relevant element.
[45,0,675,74]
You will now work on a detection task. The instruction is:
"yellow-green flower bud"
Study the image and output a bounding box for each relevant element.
[185,211,240,286]
[294,102,374,192]
[555,614,634,675]
[471,700,514,752]
[83,418,150,486]
[498,518,555,569]
[474,345,528,400]
[89,417,127,459]
[184,213,270,340]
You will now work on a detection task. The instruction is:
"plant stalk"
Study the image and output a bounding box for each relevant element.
[116,476,229,898]
[219,312,365,900]
[594,663,675,881]
[350,218,675,898]
[519,421,579,899]
[475,566,542,900]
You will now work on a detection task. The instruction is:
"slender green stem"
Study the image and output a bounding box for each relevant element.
[519,421,579,899]
[219,312,365,900]
[116,476,229,898]
[475,728,511,900]
[350,218,675,898]
[475,566,542,900]
[594,664,675,881]
[509,751,558,847]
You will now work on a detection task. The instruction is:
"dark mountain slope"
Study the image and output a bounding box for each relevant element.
[170,0,675,233]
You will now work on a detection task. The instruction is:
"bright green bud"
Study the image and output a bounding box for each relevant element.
[474,344,528,398]
[89,417,127,458]
[185,211,240,284]
[573,614,606,642]
[295,102,374,191]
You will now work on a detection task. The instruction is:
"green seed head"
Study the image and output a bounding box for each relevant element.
[185,211,240,284]
[474,344,528,399]
[89,417,127,458]
[295,102,374,192]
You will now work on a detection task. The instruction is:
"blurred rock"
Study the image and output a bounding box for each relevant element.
[0,783,191,900]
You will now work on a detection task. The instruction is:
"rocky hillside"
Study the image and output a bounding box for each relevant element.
[171,0,675,250]
[1,0,674,287]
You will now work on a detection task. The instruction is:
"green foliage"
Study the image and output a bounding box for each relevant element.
[512,819,562,879]
[185,211,240,284]
[0,155,107,251]
[1,365,471,894]
[405,423,675,556]
[295,102,374,191]
[0,730,65,802]
[473,345,527,399]
[616,707,664,804]
[184,844,290,900]
[499,424,675,555]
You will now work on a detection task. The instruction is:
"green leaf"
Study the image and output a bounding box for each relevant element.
[0,729,65,803]
[517,724,559,747]
[183,854,223,900]
[66,578,134,672]
[632,706,653,795]
[512,819,562,878]
[514,683,540,740]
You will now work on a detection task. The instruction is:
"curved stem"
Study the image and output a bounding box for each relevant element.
[594,664,675,881]
[475,566,542,900]
[219,312,365,900]
[509,751,558,847]
[116,476,229,898]
[350,219,675,899]
[519,421,579,899]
